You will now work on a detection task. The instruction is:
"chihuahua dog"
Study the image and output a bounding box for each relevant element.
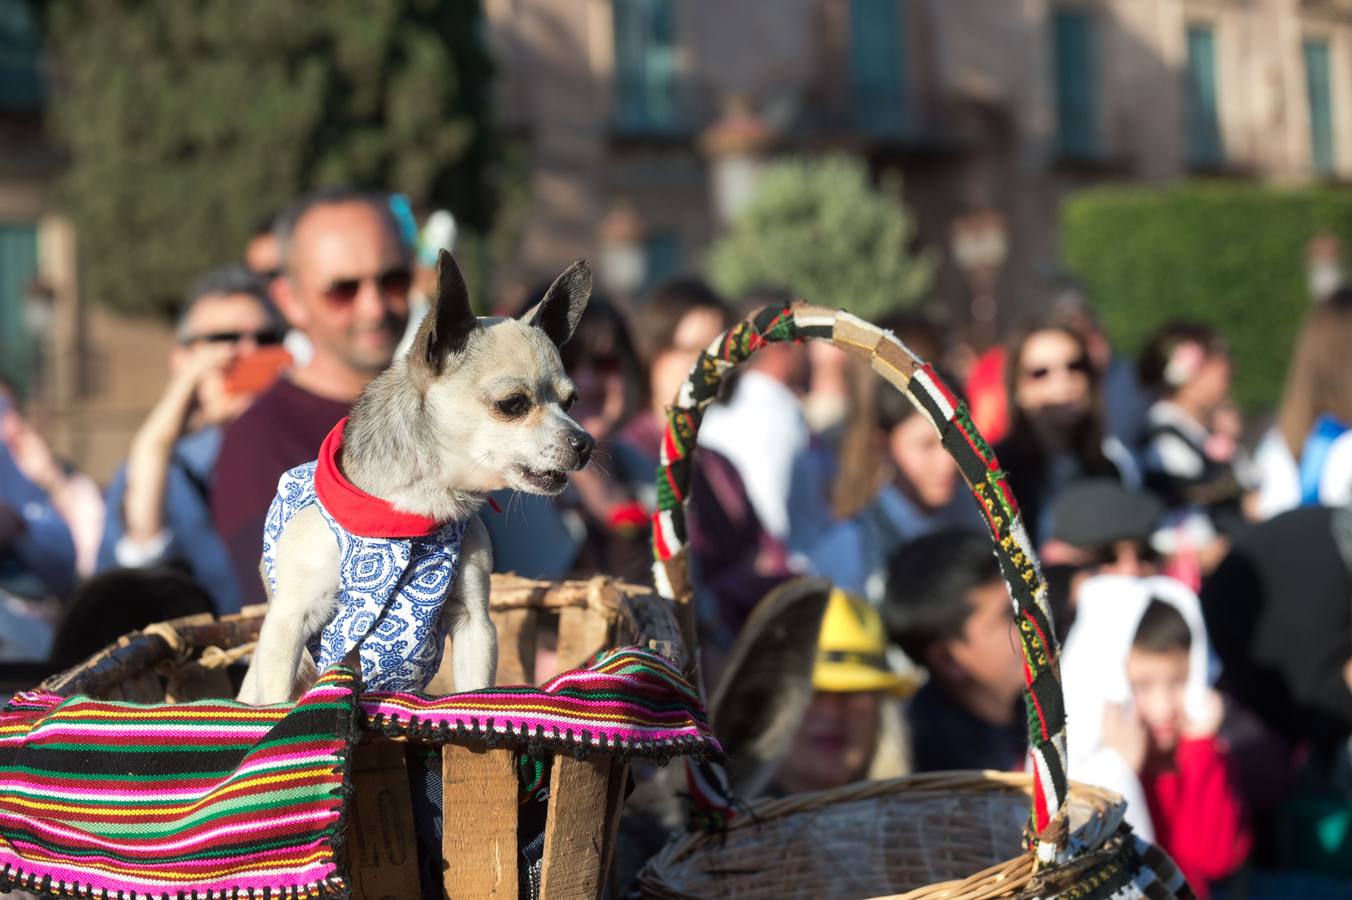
[238,251,594,705]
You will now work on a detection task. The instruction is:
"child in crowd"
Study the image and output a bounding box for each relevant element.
[1062,576,1249,898]
[883,531,1026,772]
[1139,323,1245,534]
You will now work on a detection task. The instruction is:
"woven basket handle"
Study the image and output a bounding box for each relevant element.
[649,303,1069,862]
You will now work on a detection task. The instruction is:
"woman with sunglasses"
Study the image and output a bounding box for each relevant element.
[96,265,286,617]
[994,318,1134,545]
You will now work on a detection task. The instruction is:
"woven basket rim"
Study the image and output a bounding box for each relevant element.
[653,772,1123,864]
[39,573,669,698]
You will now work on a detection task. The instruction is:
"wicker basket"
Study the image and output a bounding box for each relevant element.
[33,573,684,900]
[637,304,1192,900]
[639,774,1130,900]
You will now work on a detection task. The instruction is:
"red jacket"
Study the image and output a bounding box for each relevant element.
[1141,736,1251,900]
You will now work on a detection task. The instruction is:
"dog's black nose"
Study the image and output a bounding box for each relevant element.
[568,431,595,467]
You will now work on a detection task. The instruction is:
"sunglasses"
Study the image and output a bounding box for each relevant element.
[181,329,286,347]
[1089,541,1159,569]
[320,266,413,306]
[1023,357,1091,381]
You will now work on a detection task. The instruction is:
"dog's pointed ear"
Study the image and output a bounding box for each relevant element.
[411,250,478,381]
[521,260,591,349]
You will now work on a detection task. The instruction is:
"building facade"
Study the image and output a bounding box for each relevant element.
[6,0,1352,479]
[484,0,1352,325]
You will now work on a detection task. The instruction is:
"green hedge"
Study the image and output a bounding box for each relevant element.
[1061,182,1352,411]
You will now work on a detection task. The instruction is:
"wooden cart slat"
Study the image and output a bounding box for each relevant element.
[538,755,625,900]
[556,604,611,674]
[496,606,539,685]
[345,738,423,898]
[442,745,520,898]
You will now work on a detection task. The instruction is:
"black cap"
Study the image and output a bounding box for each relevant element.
[1048,478,1164,549]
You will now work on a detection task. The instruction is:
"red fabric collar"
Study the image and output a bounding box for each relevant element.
[313,417,443,538]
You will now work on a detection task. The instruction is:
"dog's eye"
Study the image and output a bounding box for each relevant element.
[560,393,577,413]
[496,394,531,418]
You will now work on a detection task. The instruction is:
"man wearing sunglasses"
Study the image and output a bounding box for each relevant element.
[211,187,412,604]
[98,266,285,615]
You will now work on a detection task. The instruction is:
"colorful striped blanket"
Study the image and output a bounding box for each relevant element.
[361,648,716,761]
[0,647,715,899]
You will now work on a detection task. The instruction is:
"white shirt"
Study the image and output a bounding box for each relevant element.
[1253,427,1352,520]
[1143,401,1210,480]
[698,371,809,541]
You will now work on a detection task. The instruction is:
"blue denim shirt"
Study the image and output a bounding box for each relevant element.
[0,444,75,599]
[97,427,243,615]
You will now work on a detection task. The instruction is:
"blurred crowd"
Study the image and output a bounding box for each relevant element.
[3,187,1352,896]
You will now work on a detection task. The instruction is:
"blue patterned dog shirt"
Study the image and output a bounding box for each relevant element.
[261,460,467,692]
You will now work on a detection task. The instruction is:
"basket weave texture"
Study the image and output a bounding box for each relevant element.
[639,773,1125,900]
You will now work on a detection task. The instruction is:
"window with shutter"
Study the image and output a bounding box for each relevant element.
[1185,24,1223,168]
[642,232,679,292]
[0,0,43,112]
[849,0,907,136]
[613,0,680,134]
[1304,39,1336,176]
[0,223,38,393]
[1052,9,1099,161]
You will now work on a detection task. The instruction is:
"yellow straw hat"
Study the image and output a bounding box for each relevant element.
[813,589,906,694]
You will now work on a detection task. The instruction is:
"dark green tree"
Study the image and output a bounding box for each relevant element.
[39,0,495,318]
[706,156,936,320]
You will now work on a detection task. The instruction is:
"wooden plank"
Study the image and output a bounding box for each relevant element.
[442,745,519,898]
[487,573,645,612]
[538,755,613,900]
[599,762,629,896]
[616,592,686,671]
[495,607,538,685]
[427,607,539,693]
[555,606,611,672]
[345,738,422,900]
